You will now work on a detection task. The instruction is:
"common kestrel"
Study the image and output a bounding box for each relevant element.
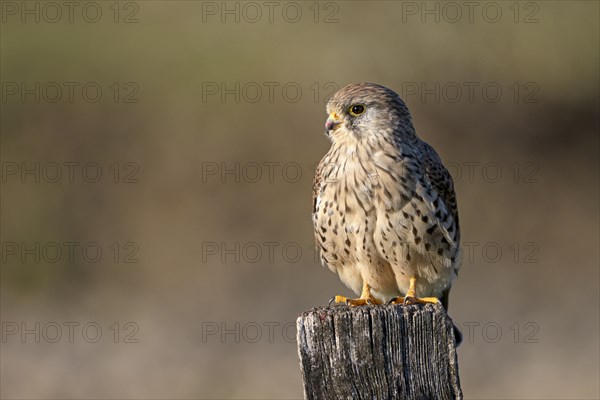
[312,83,461,309]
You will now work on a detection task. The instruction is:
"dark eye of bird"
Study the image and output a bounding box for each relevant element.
[351,105,365,115]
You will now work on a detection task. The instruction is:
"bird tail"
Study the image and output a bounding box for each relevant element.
[442,288,463,346]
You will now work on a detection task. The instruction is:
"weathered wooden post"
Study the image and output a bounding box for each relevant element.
[296,303,462,400]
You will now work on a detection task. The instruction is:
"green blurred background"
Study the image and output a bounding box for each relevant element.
[1,1,598,399]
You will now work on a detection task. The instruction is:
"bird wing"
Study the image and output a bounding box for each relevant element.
[417,141,461,263]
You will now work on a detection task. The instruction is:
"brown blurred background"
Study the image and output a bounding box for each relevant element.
[1,1,598,399]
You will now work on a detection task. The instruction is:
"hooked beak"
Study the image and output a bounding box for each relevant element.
[325,112,341,135]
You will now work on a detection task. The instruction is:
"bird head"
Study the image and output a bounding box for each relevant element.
[324,83,416,145]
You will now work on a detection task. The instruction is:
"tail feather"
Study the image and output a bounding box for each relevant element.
[442,288,462,346]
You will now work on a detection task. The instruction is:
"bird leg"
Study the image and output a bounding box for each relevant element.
[330,282,382,306]
[387,277,439,305]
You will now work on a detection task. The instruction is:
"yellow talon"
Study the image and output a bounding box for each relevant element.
[330,283,381,306]
[389,276,439,305]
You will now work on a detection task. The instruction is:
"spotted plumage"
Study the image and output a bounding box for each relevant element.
[312,83,461,309]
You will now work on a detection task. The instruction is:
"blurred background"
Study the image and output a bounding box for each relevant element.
[1,1,598,399]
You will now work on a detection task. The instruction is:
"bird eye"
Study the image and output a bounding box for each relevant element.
[348,104,365,116]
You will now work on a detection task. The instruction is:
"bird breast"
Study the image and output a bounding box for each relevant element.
[313,146,404,268]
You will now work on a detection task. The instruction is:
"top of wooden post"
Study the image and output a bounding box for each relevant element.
[296,303,462,400]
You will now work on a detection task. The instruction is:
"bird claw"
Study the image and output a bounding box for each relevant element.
[386,297,401,306]
[329,294,381,306]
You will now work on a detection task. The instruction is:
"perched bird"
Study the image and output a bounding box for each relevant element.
[313,83,461,309]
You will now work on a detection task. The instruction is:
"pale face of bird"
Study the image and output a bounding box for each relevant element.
[323,83,416,146]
